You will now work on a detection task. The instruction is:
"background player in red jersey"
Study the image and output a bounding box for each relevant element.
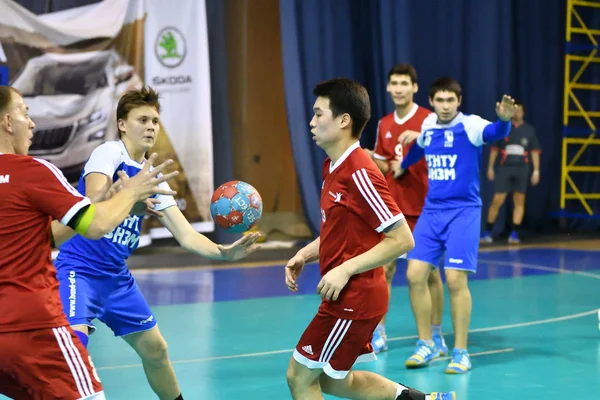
[367,64,448,356]
[284,79,455,400]
[0,86,178,400]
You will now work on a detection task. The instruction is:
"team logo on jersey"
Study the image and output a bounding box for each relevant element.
[424,131,433,146]
[521,138,528,146]
[0,174,9,184]
[328,191,342,203]
[444,130,454,148]
[385,131,392,139]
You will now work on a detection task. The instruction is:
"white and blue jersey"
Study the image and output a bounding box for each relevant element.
[55,140,177,336]
[402,112,511,272]
[417,112,491,210]
[56,141,176,270]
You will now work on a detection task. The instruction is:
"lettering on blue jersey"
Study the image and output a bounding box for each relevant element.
[426,154,458,181]
[424,131,433,146]
[103,215,141,248]
[68,271,77,317]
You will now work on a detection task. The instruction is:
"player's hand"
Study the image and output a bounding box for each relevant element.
[496,95,517,122]
[531,170,540,186]
[218,232,262,261]
[390,156,404,179]
[119,153,179,201]
[398,130,420,145]
[130,199,165,218]
[487,168,495,181]
[285,254,305,292]
[363,148,374,159]
[317,267,351,301]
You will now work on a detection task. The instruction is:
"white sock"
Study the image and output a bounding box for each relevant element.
[431,324,442,336]
[396,383,409,398]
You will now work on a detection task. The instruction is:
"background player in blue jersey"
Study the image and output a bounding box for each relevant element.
[397,78,515,374]
[55,87,262,400]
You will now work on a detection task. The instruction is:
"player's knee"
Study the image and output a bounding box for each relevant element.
[406,263,429,285]
[137,334,169,363]
[491,193,506,207]
[445,272,468,293]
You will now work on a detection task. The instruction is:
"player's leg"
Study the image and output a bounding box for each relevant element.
[482,167,510,243]
[427,268,448,356]
[443,207,481,374]
[509,168,528,244]
[122,326,181,400]
[286,357,326,399]
[56,268,100,348]
[104,272,182,400]
[0,327,104,399]
[405,213,445,367]
[371,258,396,353]
[291,308,455,400]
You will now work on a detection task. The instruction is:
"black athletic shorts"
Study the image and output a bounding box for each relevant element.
[494,165,530,194]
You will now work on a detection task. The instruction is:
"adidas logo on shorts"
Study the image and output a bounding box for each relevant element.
[302,345,314,355]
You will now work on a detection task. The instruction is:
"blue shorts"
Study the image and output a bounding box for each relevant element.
[56,266,156,337]
[408,207,481,273]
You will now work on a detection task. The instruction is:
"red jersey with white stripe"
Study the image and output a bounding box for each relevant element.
[0,153,90,333]
[320,142,404,320]
[373,104,430,216]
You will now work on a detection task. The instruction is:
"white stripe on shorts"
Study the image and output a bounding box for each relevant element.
[52,327,94,397]
[319,318,353,364]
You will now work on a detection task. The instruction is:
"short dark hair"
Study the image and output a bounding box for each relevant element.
[0,86,21,116]
[429,77,462,100]
[312,78,371,139]
[387,64,417,84]
[515,102,525,113]
[116,86,160,137]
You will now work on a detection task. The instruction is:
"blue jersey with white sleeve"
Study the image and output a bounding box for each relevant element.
[404,112,510,210]
[55,140,176,271]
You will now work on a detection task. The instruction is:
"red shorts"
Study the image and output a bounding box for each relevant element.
[0,326,104,400]
[293,307,380,379]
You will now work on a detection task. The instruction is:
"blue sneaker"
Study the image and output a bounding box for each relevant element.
[405,339,438,368]
[371,325,388,353]
[445,348,471,374]
[480,230,493,243]
[430,392,456,400]
[432,332,448,356]
[508,230,520,244]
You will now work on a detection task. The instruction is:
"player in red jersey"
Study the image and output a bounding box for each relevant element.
[284,79,455,400]
[0,86,178,400]
[366,64,448,356]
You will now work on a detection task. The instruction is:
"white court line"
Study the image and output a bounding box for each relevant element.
[96,309,597,371]
[478,258,600,280]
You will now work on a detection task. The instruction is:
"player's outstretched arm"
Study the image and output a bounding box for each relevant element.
[159,205,261,260]
[75,154,179,239]
[316,222,413,301]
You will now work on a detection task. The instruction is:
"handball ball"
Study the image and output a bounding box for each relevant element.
[210,180,263,233]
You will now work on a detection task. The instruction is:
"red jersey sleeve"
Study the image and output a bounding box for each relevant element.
[27,158,91,225]
[348,166,404,232]
[373,119,389,161]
